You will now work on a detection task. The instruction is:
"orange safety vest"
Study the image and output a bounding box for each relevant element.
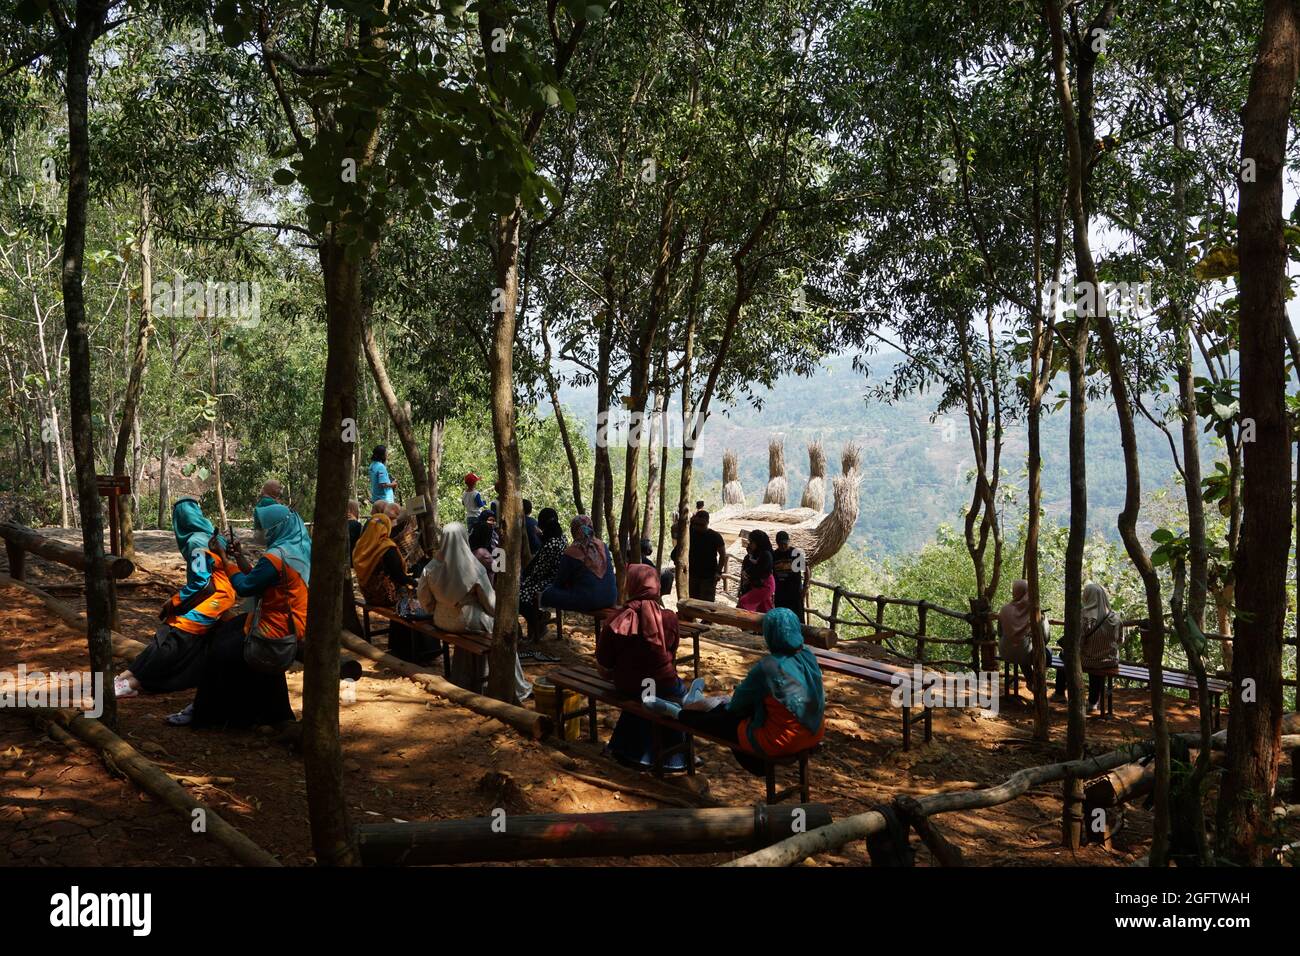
[244,550,309,641]
[168,548,239,636]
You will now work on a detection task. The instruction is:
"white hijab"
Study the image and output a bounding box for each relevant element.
[1082,581,1120,631]
[420,522,494,611]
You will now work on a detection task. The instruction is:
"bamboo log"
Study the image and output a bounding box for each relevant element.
[0,521,134,578]
[726,744,1148,867]
[26,707,280,867]
[356,804,834,865]
[339,629,549,740]
[677,598,837,649]
[0,572,146,658]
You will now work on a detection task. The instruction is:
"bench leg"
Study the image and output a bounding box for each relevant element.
[556,609,564,642]
[693,634,700,678]
[651,723,664,779]
[686,734,696,776]
[362,606,371,642]
[902,706,911,751]
[587,696,598,743]
[924,706,932,743]
[1212,692,1221,732]
[765,762,777,804]
[800,752,810,803]
[1106,675,1114,718]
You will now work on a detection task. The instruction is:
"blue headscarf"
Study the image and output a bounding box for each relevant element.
[753,607,825,733]
[173,498,216,564]
[253,502,311,584]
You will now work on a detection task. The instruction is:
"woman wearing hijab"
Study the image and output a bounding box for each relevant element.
[520,508,567,642]
[998,579,1051,690]
[353,508,427,663]
[541,515,617,612]
[468,509,499,576]
[1080,581,1122,715]
[191,502,309,730]
[595,564,688,771]
[737,529,776,613]
[417,522,532,702]
[115,499,238,698]
[678,607,825,774]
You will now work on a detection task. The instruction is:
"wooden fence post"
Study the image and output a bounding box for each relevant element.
[916,601,928,663]
[968,597,991,671]
[829,585,842,634]
[875,595,886,641]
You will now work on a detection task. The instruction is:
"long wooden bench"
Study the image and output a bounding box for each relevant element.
[357,601,493,694]
[1004,653,1228,728]
[677,597,986,748]
[546,663,816,804]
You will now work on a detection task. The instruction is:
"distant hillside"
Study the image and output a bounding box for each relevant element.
[555,350,1188,557]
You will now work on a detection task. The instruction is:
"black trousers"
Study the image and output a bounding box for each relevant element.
[1053,665,1106,707]
[676,707,768,776]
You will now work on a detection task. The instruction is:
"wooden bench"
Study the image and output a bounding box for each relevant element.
[1004,653,1227,728]
[357,601,494,694]
[546,663,816,804]
[811,647,937,749]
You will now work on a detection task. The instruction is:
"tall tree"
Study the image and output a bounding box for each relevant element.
[1216,0,1297,866]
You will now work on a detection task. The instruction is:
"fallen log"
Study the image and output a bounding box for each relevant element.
[1,521,134,579]
[726,744,1149,867]
[23,707,280,867]
[1087,714,1300,808]
[0,572,146,658]
[356,804,834,865]
[678,597,838,649]
[339,629,549,740]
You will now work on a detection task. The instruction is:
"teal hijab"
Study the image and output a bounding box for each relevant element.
[253,502,312,584]
[173,498,215,564]
[755,607,825,733]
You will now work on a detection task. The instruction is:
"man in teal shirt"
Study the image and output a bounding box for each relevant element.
[369,446,397,504]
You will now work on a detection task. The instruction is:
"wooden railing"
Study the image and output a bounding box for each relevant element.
[719,570,990,671]
[719,567,1298,697]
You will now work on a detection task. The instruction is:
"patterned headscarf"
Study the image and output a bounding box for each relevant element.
[563,515,608,579]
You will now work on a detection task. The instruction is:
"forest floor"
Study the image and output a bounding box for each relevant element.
[0,531,1263,867]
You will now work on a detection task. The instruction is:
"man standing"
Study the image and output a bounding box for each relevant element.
[687,510,727,601]
[369,446,398,505]
[772,530,808,622]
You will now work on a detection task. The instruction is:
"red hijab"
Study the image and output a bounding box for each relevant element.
[597,563,679,696]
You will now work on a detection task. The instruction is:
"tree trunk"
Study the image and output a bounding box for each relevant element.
[112,188,151,557]
[302,235,367,867]
[427,417,443,534]
[361,317,432,550]
[54,0,116,731]
[486,208,527,703]
[1216,0,1298,865]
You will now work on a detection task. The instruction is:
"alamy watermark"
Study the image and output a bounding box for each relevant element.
[889,664,999,715]
[151,276,262,328]
[0,665,104,718]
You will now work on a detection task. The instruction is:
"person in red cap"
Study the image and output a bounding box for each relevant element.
[462,473,486,528]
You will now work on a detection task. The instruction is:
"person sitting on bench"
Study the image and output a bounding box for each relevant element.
[191,502,309,731]
[541,515,616,614]
[115,498,237,699]
[418,522,532,703]
[520,507,567,642]
[353,509,426,663]
[1051,580,1122,714]
[1080,581,1121,715]
[596,563,688,772]
[998,578,1050,690]
[678,607,825,775]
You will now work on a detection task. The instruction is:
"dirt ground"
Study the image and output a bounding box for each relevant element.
[0,530,1253,867]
